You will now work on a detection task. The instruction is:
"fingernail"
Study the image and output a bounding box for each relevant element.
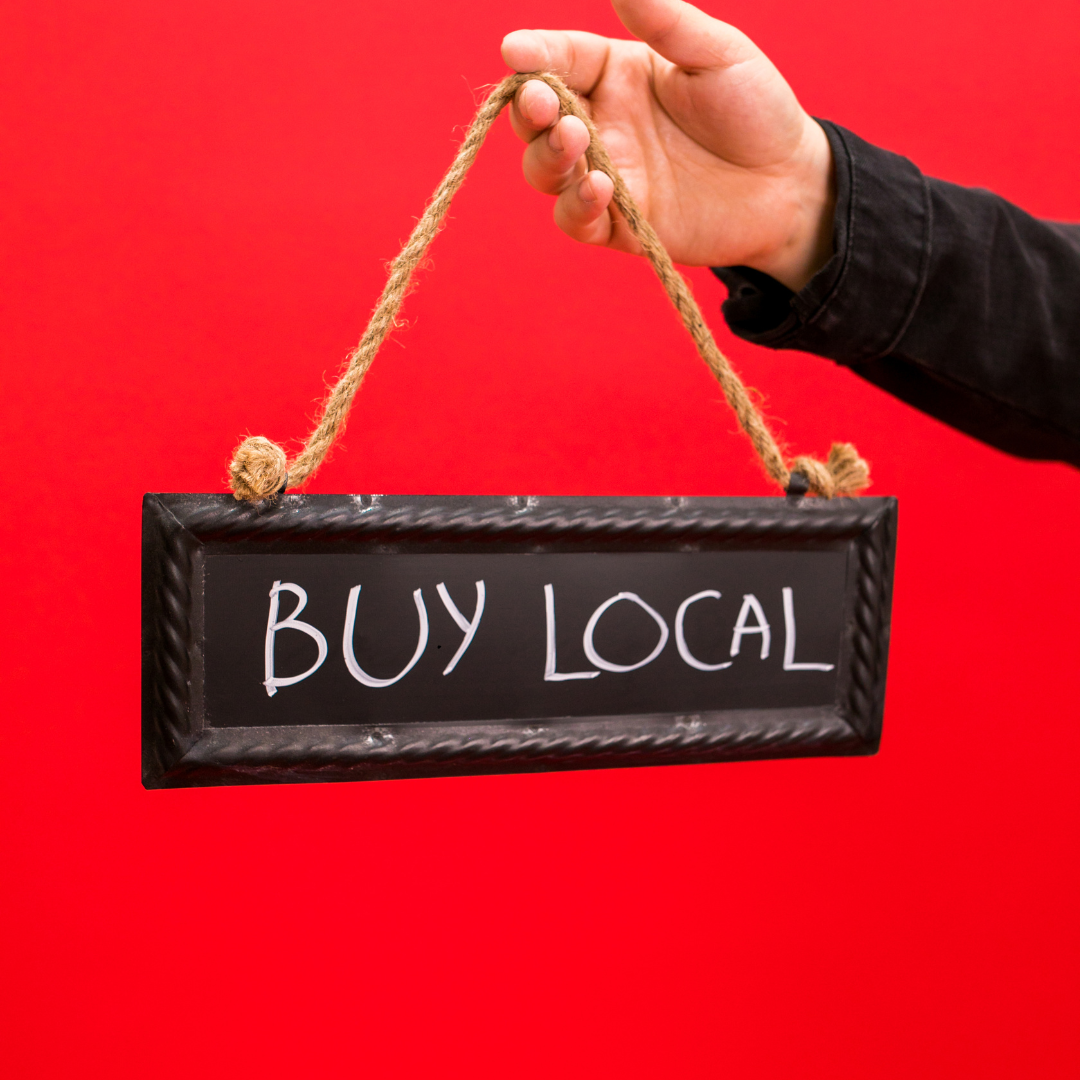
[548,119,564,154]
[579,174,597,203]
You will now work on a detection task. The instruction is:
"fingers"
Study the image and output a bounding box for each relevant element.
[501,28,612,93]
[522,115,591,194]
[511,105,620,249]
[499,27,622,250]
[553,170,616,247]
[612,0,759,70]
[506,78,593,195]
[501,28,551,73]
[506,77,560,143]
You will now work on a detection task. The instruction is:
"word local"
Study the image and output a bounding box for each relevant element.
[263,581,836,697]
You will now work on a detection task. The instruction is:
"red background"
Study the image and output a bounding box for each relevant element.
[2,1,1078,1076]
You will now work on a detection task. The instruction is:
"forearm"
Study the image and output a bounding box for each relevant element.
[713,122,1080,467]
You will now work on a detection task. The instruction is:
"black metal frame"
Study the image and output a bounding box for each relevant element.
[142,492,897,788]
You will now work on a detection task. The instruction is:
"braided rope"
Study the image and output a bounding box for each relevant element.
[229,71,868,501]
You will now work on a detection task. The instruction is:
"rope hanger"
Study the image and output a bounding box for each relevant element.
[228,71,869,502]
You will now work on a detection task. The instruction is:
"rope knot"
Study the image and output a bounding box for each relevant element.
[229,436,289,502]
[789,442,869,498]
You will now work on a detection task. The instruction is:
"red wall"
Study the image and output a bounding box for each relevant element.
[2,1,1078,1076]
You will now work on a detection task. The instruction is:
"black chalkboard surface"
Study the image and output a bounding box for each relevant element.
[142,493,897,788]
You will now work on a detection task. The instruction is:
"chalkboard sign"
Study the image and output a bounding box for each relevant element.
[142,493,897,788]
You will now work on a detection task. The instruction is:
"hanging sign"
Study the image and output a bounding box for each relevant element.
[142,491,897,788]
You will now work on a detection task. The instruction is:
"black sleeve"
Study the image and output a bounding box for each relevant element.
[712,121,1080,468]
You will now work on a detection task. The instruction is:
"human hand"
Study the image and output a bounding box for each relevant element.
[502,0,834,292]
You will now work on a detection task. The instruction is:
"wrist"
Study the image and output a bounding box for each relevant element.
[750,118,836,293]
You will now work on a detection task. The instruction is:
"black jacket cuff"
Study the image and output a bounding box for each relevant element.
[710,121,1080,467]
[711,120,931,360]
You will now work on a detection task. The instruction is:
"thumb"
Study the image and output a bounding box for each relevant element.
[611,0,759,70]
